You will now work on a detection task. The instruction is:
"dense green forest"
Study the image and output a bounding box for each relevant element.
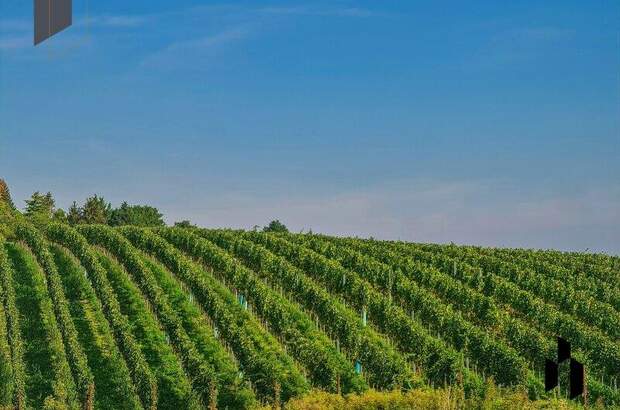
[0,180,618,409]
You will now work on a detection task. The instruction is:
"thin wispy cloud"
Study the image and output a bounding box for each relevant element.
[509,27,574,42]
[189,4,384,19]
[0,12,151,53]
[465,25,575,70]
[0,19,30,32]
[0,34,30,51]
[257,5,381,18]
[139,26,252,70]
[81,13,155,28]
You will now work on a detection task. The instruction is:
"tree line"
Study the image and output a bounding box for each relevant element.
[0,179,289,232]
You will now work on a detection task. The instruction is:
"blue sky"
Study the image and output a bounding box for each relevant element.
[1,1,619,253]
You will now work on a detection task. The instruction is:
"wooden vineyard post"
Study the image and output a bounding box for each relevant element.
[337,374,341,395]
[583,368,588,408]
[209,382,218,410]
[273,381,281,410]
[84,382,95,410]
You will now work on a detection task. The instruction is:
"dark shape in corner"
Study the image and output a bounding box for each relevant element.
[544,359,558,391]
[34,0,72,45]
[545,337,585,399]
[569,359,584,399]
[557,337,570,363]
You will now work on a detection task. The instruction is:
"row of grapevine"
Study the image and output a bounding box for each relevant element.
[238,230,483,394]
[15,223,95,409]
[50,244,145,409]
[390,244,620,379]
[0,240,26,409]
[95,249,208,409]
[8,242,78,408]
[485,246,620,288]
[45,223,158,410]
[407,242,620,340]
[95,248,202,409]
[80,225,309,403]
[77,225,248,408]
[479,246,620,311]
[315,235,619,404]
[126,227,366,394]
[289,234,532,388]
[0,264,14,406]
[196,228,419,391]
[136,254,253,405]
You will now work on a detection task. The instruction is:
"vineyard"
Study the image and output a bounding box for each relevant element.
[0,216,619,408]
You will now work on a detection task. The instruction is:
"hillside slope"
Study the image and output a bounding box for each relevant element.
[0,219,618,408]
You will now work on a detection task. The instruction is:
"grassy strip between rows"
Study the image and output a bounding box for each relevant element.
[411,242,620,340]
[288,234,532,388]
[88,224,310,404]
[238,230,484,395]
[137,252,255,404]
[325,235,619,405]
[95,249,204,409]
[80,224,259,408]
[479,246,620,312]
[0,238,26,409]
[15,223,95,409]
[45,223,158,410]
[7,242,76,409]
[50,244,144,410]
[126,226,368,394]
[82,226,222,408]
[0,263,14,406]
[197,228,420,391]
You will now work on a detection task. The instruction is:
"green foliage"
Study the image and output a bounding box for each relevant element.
[241,231,483,395]
[199,229,419,391]
[109,202,165,227]
[24,192,56,227]
[0,238,26,409]
[144,226,367,394]
[45,223,158,410]
[392,244,620,381]
[0,179,15,210]
[6,242,76,409]
[67,202,82,226]
[52,209,67,224]
[263,220,289,233]
[318,235,619,404]
[289,235,530,388]
[14,223,95,408]
[95,250,202,409]
[81,195,112,225]
[50,245,143,409]
[174,220,196,228]
[0,215,616,407]
[278,387,587,410]
[66,198,165,228]
[78,224,256,408]
[0,266,14,406]
[128,226,310,403]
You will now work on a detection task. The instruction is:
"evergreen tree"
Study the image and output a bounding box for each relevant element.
[53,208,68,223]
[108,201,131,226]
[0,178,15,210]
[67,201,82,225]
[24,191,55,226]
[82,195,111,224]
